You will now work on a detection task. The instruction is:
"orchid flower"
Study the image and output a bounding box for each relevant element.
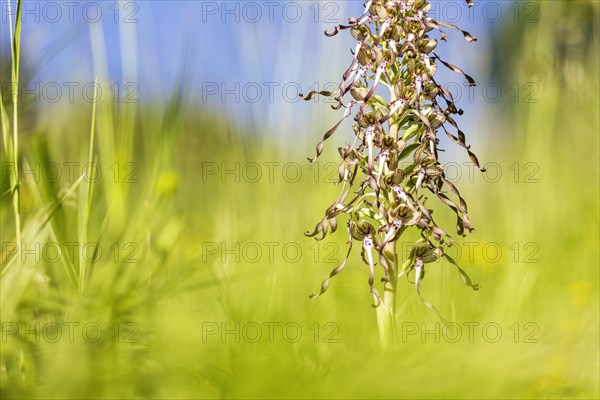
[304,0,482,325]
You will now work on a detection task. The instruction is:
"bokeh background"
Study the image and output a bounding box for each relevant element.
[1,0,599,398]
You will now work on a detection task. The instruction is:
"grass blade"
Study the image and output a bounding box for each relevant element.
[79,78,99,291]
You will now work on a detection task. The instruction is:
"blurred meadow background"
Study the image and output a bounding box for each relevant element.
[0,0,599,398]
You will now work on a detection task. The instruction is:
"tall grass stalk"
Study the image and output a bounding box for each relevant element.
[79,79,99,291]
[6,0,23,248]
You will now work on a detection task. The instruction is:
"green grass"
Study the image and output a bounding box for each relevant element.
[0,1,599,398]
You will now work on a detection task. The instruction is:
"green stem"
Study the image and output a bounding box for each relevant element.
[10,0,23,248]
[79,78,98,292]
[12,104,20,247]
[376,241,398,348]
[374,81,402,348]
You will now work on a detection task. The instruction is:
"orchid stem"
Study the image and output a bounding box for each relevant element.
[376,241,398,348]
